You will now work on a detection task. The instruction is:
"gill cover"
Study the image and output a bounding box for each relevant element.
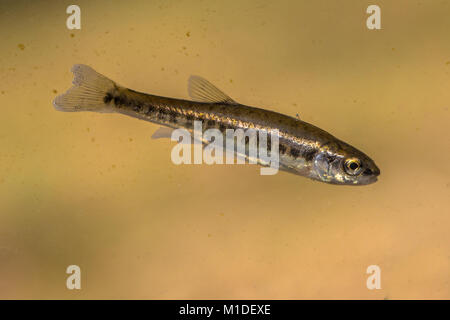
[314,153,336,182]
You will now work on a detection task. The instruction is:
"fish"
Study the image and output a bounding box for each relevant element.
[53,64,380,185]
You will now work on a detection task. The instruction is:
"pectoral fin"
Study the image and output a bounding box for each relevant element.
[152,126,209,145]
[151,127,175,139]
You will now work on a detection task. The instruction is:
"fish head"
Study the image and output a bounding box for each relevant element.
[312,141,380,185]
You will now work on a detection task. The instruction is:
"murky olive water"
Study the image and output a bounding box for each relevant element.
[0,0,448,299]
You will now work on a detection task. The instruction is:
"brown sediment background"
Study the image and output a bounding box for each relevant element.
[0,0,448,299]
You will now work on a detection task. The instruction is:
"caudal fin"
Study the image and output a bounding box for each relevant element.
[53,64,116,113]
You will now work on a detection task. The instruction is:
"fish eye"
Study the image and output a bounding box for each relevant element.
[344,158,362,175]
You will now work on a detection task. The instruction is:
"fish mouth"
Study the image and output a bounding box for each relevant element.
[361,174,379,185]
[347,176,377,186]
[362,167,380,177]
[368,176,378,184]
[356,167,380,185]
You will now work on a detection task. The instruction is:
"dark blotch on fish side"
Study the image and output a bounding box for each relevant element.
[219,123,227,132]
[304,149,316,161]
[132,103,142,112]
[289,148,300,158]
[114,94,127,107]
[279,144,287,154]
[122,97,142,111]
[157,111,165,119]
[146,105,156,115]
[126,98,137,108]
[157,108,169,119]
[207,119,215,126]
[103,92,113,104]
[169,113,178,123]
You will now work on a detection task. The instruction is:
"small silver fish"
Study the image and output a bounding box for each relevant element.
[53,64,380,185]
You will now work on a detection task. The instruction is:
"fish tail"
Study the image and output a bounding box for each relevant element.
[53,64,116,113]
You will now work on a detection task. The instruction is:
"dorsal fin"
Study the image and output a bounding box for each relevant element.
[188,75,237,104]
